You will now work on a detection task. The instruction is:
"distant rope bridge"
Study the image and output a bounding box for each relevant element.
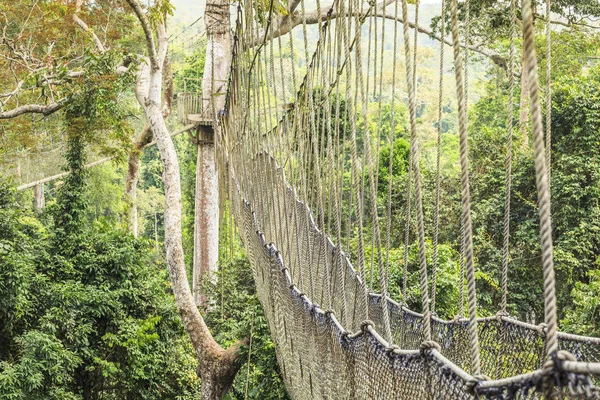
[218,0,600,397]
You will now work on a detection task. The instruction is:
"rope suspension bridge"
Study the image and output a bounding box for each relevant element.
[207,0,600,397]
[9,0,600,397]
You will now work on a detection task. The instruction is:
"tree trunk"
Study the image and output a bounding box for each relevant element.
[154,211,159,251]
[123,4,245,396]
[519,26,530,149]
[125,125,152,237]
[33,183,45,213]
[191,0,232,308]
[201,0,231,116]
[125,56,173,236]
[193,127,219,307]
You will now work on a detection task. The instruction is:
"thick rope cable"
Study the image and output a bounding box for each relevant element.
[401,1,417,305]
[384,0,401,323]
[545,0,552,184]
[450,0,480,375]
[401,0,431,341]
[412,0,420,94]
[522,0,559,389]
[458,0,471,320]
[385,1,399,296]
[431,0,446,315]
[501,0,517,316]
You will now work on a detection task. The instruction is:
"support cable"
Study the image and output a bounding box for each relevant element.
[450,0,480,375]
[522,0,559,395]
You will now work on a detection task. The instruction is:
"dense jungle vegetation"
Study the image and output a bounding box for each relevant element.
[1,0,600,398]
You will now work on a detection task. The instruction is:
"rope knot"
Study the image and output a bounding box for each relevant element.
[495,310,509,321]
[340,330,350,341]
[385,344,400,356]
[537,322,548,337]
[419,340,441,355]
[360,320,375,333]
[556,350,576,362]
[546,350,576,373]
[324,309,334,318]
[451,314,463,324]
[466,375,489,395]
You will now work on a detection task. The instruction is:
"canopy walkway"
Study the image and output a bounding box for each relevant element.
[215,0,600,398]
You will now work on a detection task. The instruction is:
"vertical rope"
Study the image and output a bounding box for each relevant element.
[401,1,416,305]
[431,0,446,315]
[501,0,517,315]
[348,0,373,322]
[385,1,399,290]
[458,0,471,320]
[545,0,552,183]
[450,0,480,375]
[402,0,431,341]
[522,0,558,391]
[412,0,420,93]
[385,0,402,328]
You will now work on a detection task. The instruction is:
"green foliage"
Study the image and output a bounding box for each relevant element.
[378,137,410,197]
[173,42,207,93]
[0,143,200,399]
[550,67,600,317]
[203,248,289,399]
[562,268,600,337]
[365,241,463,320]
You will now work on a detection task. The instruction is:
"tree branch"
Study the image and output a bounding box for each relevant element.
[0,98,70,120]
[73,0,107,53]
[258,2,509,71]
[0,80,24,104]
[124,0,159,70]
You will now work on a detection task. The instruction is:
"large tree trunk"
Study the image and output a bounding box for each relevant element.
[193,126,219,307]
[192,0,231,306]
[124,2,244,396]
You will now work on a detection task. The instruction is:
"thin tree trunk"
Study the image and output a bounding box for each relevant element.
[125,125,152,237]
[125,55,173,236]
[154,211,159,251]
[33,183,45,213]
[519,50,530,148]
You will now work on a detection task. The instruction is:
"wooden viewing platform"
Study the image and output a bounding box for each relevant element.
[177,92,213,126]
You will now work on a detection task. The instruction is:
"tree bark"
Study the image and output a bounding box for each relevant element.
[33,183,45,214]
[125,56,173,236]
[520,35,530,148]
[125,124,152,237]
[193,127,219,307]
